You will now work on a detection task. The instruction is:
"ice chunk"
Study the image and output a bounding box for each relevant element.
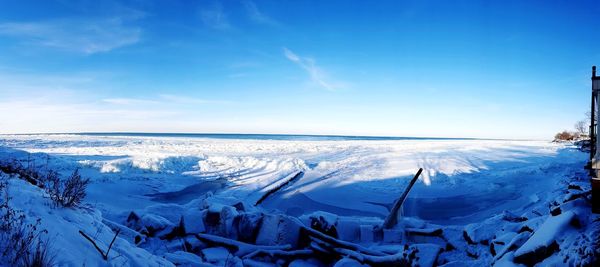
[202,246,231,263]
[513,211,576,265]
[360,225,374,243]
[163,251,209,266]
[255,214,302,247]
[336,218,360,242]
[333,258,368,267]
[181,209,206,234]
[383,229,403,243]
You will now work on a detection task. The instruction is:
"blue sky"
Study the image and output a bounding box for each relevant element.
[0,0,598,139]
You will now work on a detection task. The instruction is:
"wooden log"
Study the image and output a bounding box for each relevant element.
[102,218,145,244]
[382,168,423,229]
[195,233,291,257]
[79,229,120,260]
[79,230,108,260]
[243,248,314,259]
[105,229,120,260]
[302,226,388,256]
[310,237,412,266]
[255,171,304,205]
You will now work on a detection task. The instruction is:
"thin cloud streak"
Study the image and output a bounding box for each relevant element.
[103,95,233,106]
[0,16,142,54]
[283,47,344,91]
[102,98,160,105]
[200,2,231,30]
[158,94,233,105]
[0,69,234,133]
[242,0,279,26]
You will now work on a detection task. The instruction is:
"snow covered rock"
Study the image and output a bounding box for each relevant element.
[501,210,527,223]
[332,258,369,267]
[243,259,278,267]
[163,251,210,266]
[490,231,517,256]
[144,203,187,224]
[463,215,507,245]
[181,209,206,234]
[493,252,523,267]
[255,214,302,247]
[413,243,443,267]
[201,246,239,265]
[306,211,339,238]
[183,236,206,254]
[493,231,531,262]
[359,224,375,243]
[336,218,360,242]
[220,205,240,238]
[513,211,576,265]
[202,203,239,237]
[235,211,264,243]
[383,228,404,243]
[131,213,176,238]
[289,258,327,267]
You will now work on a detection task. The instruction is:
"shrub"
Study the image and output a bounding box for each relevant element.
[0,158,90,208]
[0,158,40,186]
[0,176,53,266]
[46,169,90,208]
[554,131,576,141]
[22,238,55,267]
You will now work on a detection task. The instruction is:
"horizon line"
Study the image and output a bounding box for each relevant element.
[0,131,542,142]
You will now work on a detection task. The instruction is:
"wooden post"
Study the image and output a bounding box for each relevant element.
[382,168,423,229]
[591,66,597,163]
[593,177,600,214]
[592,66,600,214]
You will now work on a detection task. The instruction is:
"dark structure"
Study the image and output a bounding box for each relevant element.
[591,66,598,162]
[591,66,600,213]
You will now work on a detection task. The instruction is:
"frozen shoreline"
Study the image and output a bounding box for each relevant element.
[0,134,597,266]
[0,134,578,224]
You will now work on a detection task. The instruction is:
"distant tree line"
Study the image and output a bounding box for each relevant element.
[553,113,590,141]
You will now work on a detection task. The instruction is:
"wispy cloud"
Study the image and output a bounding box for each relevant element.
[283,47,345,91]
[0,68,240,133]
[200,2,231,30]
[0,15,142,54]
[158,94,232,105]
[102,98,160,105]
[103,94,232,106]
[242,0,279,26]
[229,61,261,69]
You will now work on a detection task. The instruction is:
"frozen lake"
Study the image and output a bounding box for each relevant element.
[0,133,586,225]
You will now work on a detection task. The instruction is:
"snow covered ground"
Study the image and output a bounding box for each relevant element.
[0,134,580,222]
[0,134,597,266]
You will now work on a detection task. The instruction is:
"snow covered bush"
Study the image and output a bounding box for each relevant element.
[45,169,90,208]
[0,157,42,186]
[22,238,55,267]
[0,176,54,266]
[0,157,90,208]
[554,130,577,141]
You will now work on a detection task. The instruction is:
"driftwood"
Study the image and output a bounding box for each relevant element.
[102,218,145,244]
[301,226,387,256]
[255,171,304,205]
[243,248,314,259]
[196,228,397,264]
[310,237,412,266]
[382,168,423,229]
[195,233,292,257]
[79,229,121,260]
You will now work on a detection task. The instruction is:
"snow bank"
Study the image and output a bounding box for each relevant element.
[2,174,172,266]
